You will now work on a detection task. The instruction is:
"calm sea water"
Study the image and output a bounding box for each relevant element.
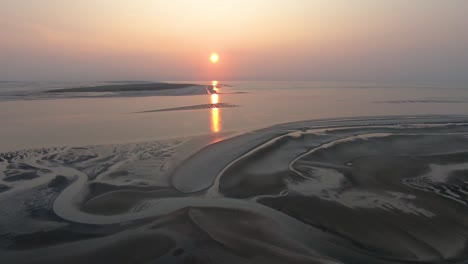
[0,81,467,151]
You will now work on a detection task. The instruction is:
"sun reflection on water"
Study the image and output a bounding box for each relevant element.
[211,80,219,93]
[210,81,221,133]
[211,93,219,104]
[211,108,221,133]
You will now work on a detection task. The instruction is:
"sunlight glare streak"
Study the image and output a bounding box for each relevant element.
[211,108,221,133]
[210,82,221,133]
[211,93,219,104]
[212,80,219,93]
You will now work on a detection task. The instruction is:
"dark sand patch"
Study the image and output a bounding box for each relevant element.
[46,82,201,93]
[0,184,10,193]
[135,103,239,113]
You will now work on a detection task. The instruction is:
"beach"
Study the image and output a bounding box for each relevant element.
[1,82,468,263]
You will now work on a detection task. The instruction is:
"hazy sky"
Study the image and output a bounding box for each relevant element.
[1,0,467,83]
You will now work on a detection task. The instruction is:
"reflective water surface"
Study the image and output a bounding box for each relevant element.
[0,81,468,151]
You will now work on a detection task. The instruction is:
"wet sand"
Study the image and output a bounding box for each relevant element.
[1,116,467,263]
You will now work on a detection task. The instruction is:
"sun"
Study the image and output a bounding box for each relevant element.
[210,53,219,64]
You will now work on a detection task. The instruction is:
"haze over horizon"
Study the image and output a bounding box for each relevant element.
[1,0,467,84]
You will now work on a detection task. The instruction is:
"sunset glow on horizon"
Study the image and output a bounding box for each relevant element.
[0,1,467,83]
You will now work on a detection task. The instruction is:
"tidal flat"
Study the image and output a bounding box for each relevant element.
[1,116,467,263]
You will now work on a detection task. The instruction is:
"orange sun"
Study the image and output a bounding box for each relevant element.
[210,53,219,64]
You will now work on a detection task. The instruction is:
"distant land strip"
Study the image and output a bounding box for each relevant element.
[46,82,202,93]
[374,99,468,104]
